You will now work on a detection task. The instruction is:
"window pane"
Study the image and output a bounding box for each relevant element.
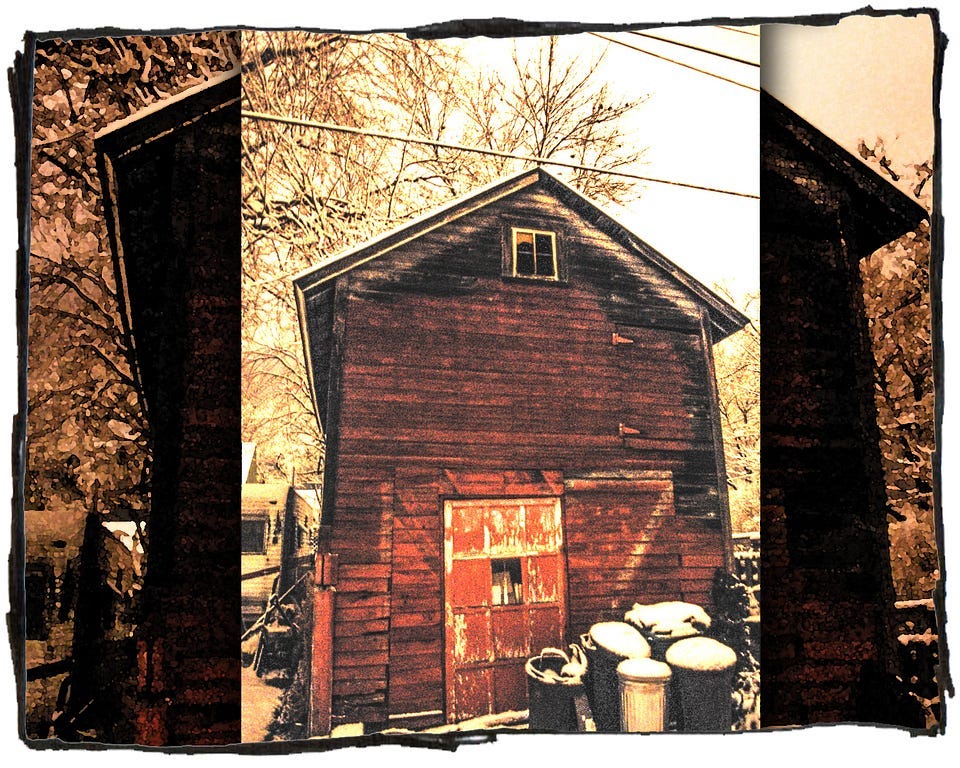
[242,519,266,553]
[514,231,535,275]
[491,558,524,605]
[534,233,556,277]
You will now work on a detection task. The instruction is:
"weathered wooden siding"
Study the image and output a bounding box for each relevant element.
[563,475,724,635]
[303,286,336,434]
[319,184,728,724]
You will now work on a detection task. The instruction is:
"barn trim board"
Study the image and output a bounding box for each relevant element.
[294,168,750,728]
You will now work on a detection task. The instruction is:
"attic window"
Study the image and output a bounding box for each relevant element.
[511,228,558,280]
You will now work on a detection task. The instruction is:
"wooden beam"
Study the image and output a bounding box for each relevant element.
[699,306,734,572]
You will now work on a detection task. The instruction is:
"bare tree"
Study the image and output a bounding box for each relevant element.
[28,35,238,524]
[857,143,936,600]
[712,286,760,533]
[241,32,649,481]
[464,36,648,201]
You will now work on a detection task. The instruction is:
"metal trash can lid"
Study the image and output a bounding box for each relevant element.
[588,622,651,659]
[664,637,737,672]
[616,657,672,683]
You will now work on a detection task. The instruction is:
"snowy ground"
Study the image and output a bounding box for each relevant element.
[241,663,283,742]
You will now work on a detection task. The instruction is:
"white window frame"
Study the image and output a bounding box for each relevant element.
[511,227,559,280]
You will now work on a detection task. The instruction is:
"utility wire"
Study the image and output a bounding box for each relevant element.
[717,25,761,37]
[628,30,759,67]
[242,109,760,200]
[590,32,760,93]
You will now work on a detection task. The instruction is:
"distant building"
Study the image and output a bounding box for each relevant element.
[242,442,261,484]
[241,483,318,629]
[23,505,144,740]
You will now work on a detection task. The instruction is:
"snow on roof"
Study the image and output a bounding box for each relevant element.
[95,66,239,141]
[293,487,322,512]
[242,482,291,513]
[624,601,712,638]
[665,637,737,672]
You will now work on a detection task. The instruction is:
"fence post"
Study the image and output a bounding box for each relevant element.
[308,553,337,737]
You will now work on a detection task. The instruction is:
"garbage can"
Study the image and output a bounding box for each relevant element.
[581,622,650,732]
[254,622,299,677]
[624,601,711,731]
[526,646,587,732]
[623,601,711,659]
[664,637,737,732]
[617,658,673,732]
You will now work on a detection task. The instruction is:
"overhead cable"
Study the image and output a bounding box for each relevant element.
[242,109,760,200]
[628,30,759,67]
[590,32,760,93]
[716,25,761,37]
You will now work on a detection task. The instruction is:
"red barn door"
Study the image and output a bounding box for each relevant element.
[443,498,565,722]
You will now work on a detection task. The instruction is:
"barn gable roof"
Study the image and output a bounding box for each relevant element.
[761,90,929,253]
[293,168,750,341]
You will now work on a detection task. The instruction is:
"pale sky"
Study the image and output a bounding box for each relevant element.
[763,14,935,165]
[459,26,761,301]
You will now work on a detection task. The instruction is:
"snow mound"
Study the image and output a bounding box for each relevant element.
[588,621,651,659]
[665,637,736,672]
[624,601,712,638]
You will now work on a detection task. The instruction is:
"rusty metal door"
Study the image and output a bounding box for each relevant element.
[443,497,566,722]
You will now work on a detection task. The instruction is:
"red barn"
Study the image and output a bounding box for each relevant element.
[294,168,749,729]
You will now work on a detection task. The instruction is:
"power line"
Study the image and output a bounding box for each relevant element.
[717,25,761,37]
[628,30,759,68]
[591,32,760,93]
[242,109,760,200]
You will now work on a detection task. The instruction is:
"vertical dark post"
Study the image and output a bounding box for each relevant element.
[700,307,735,572]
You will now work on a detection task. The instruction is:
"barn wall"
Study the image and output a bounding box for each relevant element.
[761,119,905,725]
[102,81,241,744]
[321,185,728,723]
[563,475,724,635]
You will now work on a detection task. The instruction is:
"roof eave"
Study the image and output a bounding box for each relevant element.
[292,168,542,295]
[761,90,929,243]
[541,172,750,340]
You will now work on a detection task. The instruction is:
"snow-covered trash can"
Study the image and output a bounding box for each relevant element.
[623,601,711,660]
[664,637,737,732]
[624,601,712,731]
[526,645,587,732]
[617,658,672,733]
[581,622,651,732]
